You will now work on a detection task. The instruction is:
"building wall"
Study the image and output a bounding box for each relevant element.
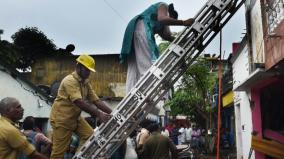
[245,1,284,158]
[234,1,284,158]
[232,45,250,89]
[234,102,243,157]
[263,0,284,69]
[234,92,254,159]
[249,0,265,64]
[27,55,127,98]
[250,77,284,159]
[0,64,51,119]
[232,44,254,159]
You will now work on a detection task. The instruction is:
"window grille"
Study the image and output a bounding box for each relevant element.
[266,0,284,33]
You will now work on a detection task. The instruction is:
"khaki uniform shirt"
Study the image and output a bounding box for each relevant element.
[50,72,99,130]
[0,116,35,159]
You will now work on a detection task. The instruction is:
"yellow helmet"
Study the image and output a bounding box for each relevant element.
[76,54,96,72]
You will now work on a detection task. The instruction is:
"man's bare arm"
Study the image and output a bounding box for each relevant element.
[74,99,111,122]
[158,26,175,42]
[29,151,48,159]
[157,4,194,26]
[74,99,100,116]
[93,100,112,114]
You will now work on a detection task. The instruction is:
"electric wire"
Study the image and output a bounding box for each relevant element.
[103,0,126,22]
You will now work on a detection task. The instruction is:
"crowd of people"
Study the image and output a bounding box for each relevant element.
[0,95,207,159]
[0,95,217,159]
[163,123,206,151]
[109,120,214,159]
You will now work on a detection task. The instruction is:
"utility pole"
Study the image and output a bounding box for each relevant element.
[217,29,223,159]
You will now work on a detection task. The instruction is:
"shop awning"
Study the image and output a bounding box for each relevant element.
[233,68,276,91]
[222,91,234,107]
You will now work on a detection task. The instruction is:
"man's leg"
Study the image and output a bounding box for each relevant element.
[76,117,94,149]
[133,20,152,79]
[133,20,162,115]
[126,51,138,94]
[126,19,152,94]
[50,125,73,159]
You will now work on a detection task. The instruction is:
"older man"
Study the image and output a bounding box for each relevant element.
[0,97,47,159]
[49,54,112,159]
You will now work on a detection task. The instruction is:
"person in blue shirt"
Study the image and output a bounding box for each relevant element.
[120,2,195,94]
[64,134,79,159]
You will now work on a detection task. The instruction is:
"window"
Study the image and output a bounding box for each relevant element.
[261,83,284,136]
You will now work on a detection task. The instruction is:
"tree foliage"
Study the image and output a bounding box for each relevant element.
[0,40,20,68]
[167,90,199,116]
[11,27,57,69]
[0,30,19,67]
[157,32,178,54]
[158,42,171,53]
[158,34,217,118]
[167,58,217,116]
[151,32,219,126]
[181,58,217,102]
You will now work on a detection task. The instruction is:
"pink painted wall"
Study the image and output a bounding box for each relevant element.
[251,88,264,159]
[251,77,280,159]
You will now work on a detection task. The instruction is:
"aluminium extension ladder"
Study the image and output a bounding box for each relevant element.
[74,0,245,158]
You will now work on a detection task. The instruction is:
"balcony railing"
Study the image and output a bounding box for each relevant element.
[266,0,284,33]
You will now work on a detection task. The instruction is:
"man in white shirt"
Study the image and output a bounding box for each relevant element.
[161,127,169,137]
[185,123,192,144]
[178,125,186,145]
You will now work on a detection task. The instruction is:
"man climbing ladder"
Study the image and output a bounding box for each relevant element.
[120,2,194,94]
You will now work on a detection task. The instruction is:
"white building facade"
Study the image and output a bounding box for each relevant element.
[232,39,254,159]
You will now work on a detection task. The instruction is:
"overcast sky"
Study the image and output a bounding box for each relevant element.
[0,0,246,58]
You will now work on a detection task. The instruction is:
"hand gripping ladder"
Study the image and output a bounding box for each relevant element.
[74,0,245,158]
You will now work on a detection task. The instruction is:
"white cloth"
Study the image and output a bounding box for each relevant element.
[124,137,138,159]
[161,129,169,137]
[178,127,185,144]
[126,20,152,93]
[136,128,149,145]
[125,19,161,115]
[185,127,192,142]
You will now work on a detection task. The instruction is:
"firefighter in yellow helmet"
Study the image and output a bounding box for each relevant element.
[49,54,112,159]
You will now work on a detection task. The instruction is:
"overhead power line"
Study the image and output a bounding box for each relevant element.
[103,0,126,22]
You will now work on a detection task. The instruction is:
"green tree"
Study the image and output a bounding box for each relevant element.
[0,40,20,68]
[158,34,217,123]
[182,58,216,106]
[0,29,19,67]
[167,58,216,116]
[11,27,57,70]
[157,32,178,53]
[158,41,171,53]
